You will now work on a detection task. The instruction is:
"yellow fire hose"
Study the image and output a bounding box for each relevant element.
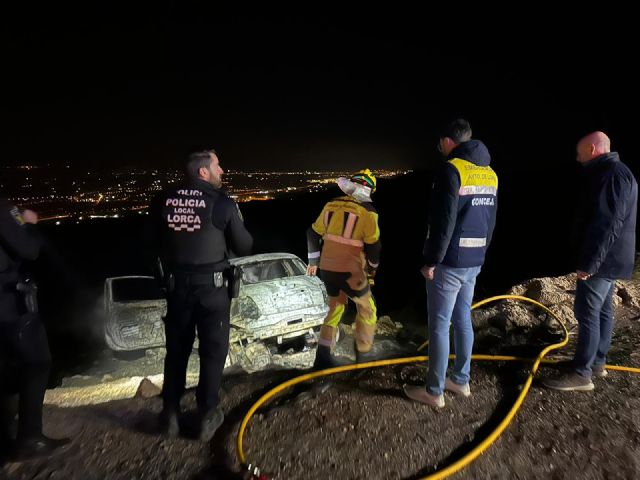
[236,295,640,479]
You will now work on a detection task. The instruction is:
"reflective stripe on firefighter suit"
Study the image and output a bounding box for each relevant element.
[309,196,380,353]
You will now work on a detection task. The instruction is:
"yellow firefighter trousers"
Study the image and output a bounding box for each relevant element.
[318,290,377,353]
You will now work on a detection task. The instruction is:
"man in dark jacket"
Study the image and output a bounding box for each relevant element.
[404,119,498,408]
[544,132,637,391]
[149,149,253,440]
[0,199,69,459]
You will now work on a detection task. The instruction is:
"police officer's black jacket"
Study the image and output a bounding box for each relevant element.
[0,197,42,285]
[423,140,498,268]
[573,152,637,279]
[149,179,253,272]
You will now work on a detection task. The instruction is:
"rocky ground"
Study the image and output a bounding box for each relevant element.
[1,275,640,479]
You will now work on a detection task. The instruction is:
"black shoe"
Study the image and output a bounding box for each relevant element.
[158,409,180,438]
[13,435,70,461]
[313,345,338,370]
[199,407,224,442]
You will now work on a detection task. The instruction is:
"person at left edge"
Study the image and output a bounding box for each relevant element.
[0,198,70,460]
[148,149,253,441]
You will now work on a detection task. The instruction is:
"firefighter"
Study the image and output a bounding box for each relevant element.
[306,169,381,369]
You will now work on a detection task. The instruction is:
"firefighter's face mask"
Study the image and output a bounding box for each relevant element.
[337,177,372,203]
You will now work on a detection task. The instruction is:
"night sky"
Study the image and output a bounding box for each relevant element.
[2,7,637,172]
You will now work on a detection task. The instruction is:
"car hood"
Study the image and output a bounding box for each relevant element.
[241,275,325,315]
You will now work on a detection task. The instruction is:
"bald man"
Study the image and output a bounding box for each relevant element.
[544,132,637,391]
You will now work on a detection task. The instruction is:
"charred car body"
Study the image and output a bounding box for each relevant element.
[104,253,329,371]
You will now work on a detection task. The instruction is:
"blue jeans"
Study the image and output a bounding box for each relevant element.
[426,264,481,396]
[573,276,616,378]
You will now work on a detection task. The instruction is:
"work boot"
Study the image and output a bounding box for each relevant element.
[592,365,608,378]
[158,409,180,438]
[199,407,224,442]
[445,378,471,397]
[313,345,338,370]
[542,372,594,391]
[403,384,445,408]
[355,348,377,364]
[12,434,70,461]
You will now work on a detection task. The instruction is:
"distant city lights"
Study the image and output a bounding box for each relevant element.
[3,166,411,223]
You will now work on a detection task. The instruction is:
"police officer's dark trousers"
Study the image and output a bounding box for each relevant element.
[0,289,51,441]
[162,276,230,415]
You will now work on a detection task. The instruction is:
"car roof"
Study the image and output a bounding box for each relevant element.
[230,252,301,266]
[105,254,303,282]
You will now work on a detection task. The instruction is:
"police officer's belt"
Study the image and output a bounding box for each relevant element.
[175,272,226,288]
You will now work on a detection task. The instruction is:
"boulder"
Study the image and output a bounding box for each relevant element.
[474,274,640,329]
[135,377,162,398]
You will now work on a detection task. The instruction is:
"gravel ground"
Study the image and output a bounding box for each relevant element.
[1,308,639,479]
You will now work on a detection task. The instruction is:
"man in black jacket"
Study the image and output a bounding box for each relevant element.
[149,149,253,440]
[544,132,638,391]
[0,199,69,459]
[404,119,498,408]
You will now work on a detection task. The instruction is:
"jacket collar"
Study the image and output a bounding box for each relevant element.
[188,178,224,194]
[447,139,491,167]
[583,151,619,169]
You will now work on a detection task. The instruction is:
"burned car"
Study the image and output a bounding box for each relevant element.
[103,253,329,371]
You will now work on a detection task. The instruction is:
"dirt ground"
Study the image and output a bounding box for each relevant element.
[1,306,639,479]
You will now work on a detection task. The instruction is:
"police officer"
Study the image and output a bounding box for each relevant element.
[0,197,69,459]
[149,149,253,441]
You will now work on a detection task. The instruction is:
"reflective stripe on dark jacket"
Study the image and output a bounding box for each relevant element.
[574,152,637,279]
[423,140,498,268]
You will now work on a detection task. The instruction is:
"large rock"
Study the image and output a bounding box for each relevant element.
[615,281,640,309]
[474,274,640,329]
[509,275,576,305]
[135,377,162,398]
